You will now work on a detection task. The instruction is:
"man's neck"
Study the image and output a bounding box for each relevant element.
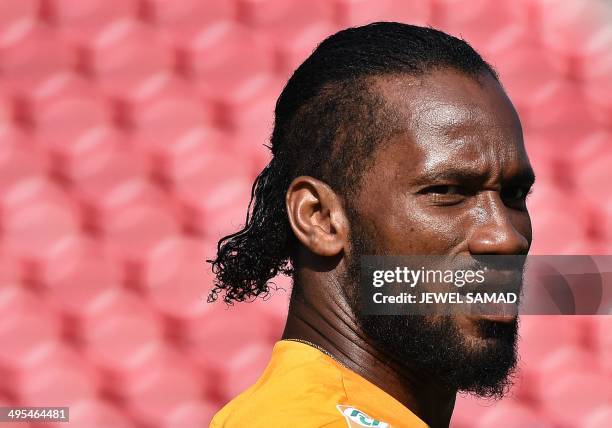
[282,294,456,428]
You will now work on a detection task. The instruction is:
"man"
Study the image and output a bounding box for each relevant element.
[208,22,535,428]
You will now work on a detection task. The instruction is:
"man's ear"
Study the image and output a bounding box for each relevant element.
[286,176,349,257]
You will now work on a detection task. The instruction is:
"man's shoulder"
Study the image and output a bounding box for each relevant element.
[210,349,349,427]
[210,406,348,428]
[209,386,349,428]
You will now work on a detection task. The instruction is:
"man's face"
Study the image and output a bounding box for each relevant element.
[344,70,534,398]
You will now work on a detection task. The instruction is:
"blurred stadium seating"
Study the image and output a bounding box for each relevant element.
[0,0,610,426]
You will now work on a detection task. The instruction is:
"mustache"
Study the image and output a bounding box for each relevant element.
[469,254,528,272]
[452,255,526,294]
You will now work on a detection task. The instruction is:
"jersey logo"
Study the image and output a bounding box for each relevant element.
[336,405,390,428]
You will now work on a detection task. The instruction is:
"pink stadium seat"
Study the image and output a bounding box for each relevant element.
[13,72,96,127]
[0,294,61,376]
[494,46,558,92]
[572,132,612,172]
[141,0,235,36]
[0,0,38,49]
[603,202,612,246]
[143,237,216,322]
[47,399,135,428]
[81,20,173,97]
[110,73,194,126]
[43,238,122,322]
[0,25,75,92]
[526,165,593,244]
[29,84,112,141]
[0,286,42,321]
[16,362,99,408]
[262,16,341,75]
[540,371,612,428]
[120,347,204,427]
[214,75,284,130]
[584,405,612,428]
[81,290,164,375]
[450,396,498,428]
[574,151,612,209]
[494,47,560,125]
[42,126,126,184]
[538,0,612,79]
[0,396,33,428]
[333,0,430,27]
[523,133,561,185]
[179,23,277,128]
[482,24,533,61]
[183,177,252,240]
[475,402,552,428]
[582,39,612,85]
[237,0,334,75]
[219,343,273,400]
[178,22,273,81]
[101,198,181,273]
[182,24,278,131]
[229,124,273,176]
[527,193,589,255]
[1,179,82,268]
[173,150,253,237]
[523,101,565,143]
[594,317,612,373]
[138,126,225,185]
[555,240,609,258]
[525,346,599,403]
[71,150,149,228]
[0,126,48,195]
[0,93,12,125]
[572,132,612,241]
[584,53,612,128]
[161,400,218,428]
[237,0,332,28]
[434,0,527,53]
[0,248,19,285]
[522,80,595,138]
[182,303,274,376]
[45,0,138,42]
[129,83,212,148]
[518,317,584,370]
[269,22,340,75]
[6,341,101,393]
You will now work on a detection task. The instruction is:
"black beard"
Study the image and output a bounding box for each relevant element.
[342,210,518,399]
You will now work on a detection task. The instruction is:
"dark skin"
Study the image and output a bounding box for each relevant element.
[282,69,535,428]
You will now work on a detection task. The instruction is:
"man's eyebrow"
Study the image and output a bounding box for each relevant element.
[412,169,490,185]
[506,169,536,187]
[411,167,536,186]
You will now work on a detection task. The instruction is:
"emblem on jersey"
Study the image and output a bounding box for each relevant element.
[336,405,390,428]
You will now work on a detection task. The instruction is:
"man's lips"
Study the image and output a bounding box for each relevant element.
[457,267,523,294]
[457,271,521,319]
[470,313,517,323]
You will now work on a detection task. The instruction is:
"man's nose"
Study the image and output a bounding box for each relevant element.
[467,194,530,255]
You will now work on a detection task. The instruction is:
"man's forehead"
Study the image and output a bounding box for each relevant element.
[365,70,529,182]
[370,69,522,133]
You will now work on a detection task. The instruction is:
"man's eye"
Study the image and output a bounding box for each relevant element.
[426,185,463,195]
[421,185,467,205]
[502,186,532,200]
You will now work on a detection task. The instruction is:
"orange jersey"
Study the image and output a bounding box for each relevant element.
[210,340,429,428]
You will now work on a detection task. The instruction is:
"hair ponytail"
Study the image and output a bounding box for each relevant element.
[207,155,294,304]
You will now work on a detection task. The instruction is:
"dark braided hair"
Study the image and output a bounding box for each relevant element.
[207,22,497,304]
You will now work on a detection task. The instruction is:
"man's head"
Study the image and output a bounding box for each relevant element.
[208,23,534,398]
